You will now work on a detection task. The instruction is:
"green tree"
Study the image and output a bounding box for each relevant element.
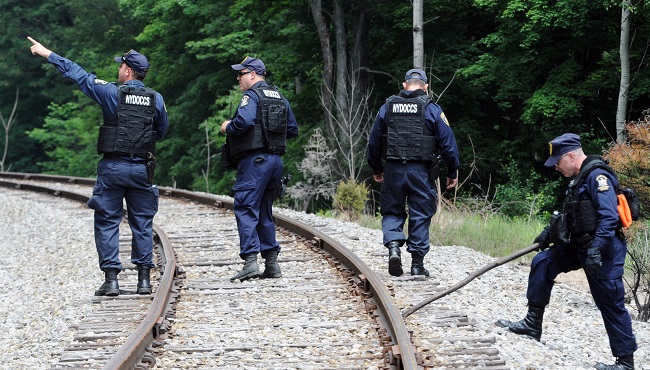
[26,101,99,176]
[0,0,70,172]
[455,0,650,200]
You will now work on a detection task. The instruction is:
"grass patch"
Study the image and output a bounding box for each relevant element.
[355,209,545,262]
[429,211,544,261]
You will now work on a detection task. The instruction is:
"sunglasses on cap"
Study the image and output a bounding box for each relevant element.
[120,49,136,63]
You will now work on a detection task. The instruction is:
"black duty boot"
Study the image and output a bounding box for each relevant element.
[261,250,282,278]
[594,355,635,370]
[496,304,545,341]
[230,253,261,282]
[94,268,120,296]
[386,241,403,277]
[410,253,430,276]
[137,266,152,295]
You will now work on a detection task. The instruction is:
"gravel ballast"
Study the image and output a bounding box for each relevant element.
[0,188,647,369]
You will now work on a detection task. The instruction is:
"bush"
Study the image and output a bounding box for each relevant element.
[606,119,650,219]
[624,221,650,321]
[332,178,368,221]
[492,156,557,220]
[606,116,650,322]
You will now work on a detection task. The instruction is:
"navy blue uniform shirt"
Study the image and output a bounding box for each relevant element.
[47,52,169,141]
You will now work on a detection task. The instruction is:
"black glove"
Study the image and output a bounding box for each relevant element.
[534,227,551,251]
[584,246,602,274]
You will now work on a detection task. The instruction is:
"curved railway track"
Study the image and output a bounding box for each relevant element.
[0,172,511,370]
[0,173,418,369]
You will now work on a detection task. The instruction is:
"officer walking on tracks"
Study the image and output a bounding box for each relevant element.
[221,56,298,282]
[367,68,460,277]
[28,37,168,297]
[496,133,637,370]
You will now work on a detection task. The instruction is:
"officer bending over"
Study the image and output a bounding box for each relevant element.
[28,37,168,297]
[221,56,298,282]
[497,133,637,370]
[367,68,460,277]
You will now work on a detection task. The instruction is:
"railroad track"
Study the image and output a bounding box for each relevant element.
[0,172,510,370]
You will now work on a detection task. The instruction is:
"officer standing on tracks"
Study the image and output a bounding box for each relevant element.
[367,68,460,277]
[496,133,637,370]
[28,37,168,297]
[221,56,298,282]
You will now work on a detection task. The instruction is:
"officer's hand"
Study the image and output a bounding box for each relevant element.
[220,120,230,133]
[533,227,551,251]
[584,246,602,274]
[27,36,52,58]
[446,177,458,189]
[373,173,384,183]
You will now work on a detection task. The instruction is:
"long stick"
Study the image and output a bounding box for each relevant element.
[402,243,540,318]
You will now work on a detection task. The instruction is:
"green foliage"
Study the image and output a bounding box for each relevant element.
[458,0,643,189]
[26,101,100,176]
[520,60,583,125]
[492,156,558,219]
[332,178,368,221]
[2,0,650,222]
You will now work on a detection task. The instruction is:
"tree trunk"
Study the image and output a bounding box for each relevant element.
[309,0,372,181]
[307,0,334,131]
[413,0,424,68]
[0,87,19,172]
[333,0,349,130]
[616,2,631,143]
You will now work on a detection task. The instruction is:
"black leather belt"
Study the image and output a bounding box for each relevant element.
[103,153,147,161]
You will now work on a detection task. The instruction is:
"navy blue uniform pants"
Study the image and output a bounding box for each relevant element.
[380,161,437,256]
[233,152,283,258]
[87,157,159,271]
[527,238,637,357]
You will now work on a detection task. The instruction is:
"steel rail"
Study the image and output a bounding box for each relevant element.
[0,172,421,369]
[102,223,177,370]
[0,176,179,370]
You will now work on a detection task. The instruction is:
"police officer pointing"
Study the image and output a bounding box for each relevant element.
[497,133,637,370]
[28,37,169,296]
[221,56,298,282]
[367,68,460,277]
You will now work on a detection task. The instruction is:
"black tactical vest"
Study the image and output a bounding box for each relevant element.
[381,94,437,161]
[97,85,157,156]
[228,86,288,160]
[563,156,618,240]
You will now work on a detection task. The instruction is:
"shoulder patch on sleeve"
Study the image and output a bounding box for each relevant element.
[595,174,610,192]
[240,95,249,108]
[440,112,450,126]
[94,79,109,85]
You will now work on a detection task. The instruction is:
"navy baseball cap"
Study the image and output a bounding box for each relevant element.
[231,56,266,75]
[114,49,149,74]
[544,133,582,167]
[405,68,428,83]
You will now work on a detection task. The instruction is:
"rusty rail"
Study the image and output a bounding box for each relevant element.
[0,172,421,369]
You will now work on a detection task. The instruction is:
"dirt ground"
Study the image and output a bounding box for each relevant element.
[514,261,591,293]
[554,269,591,292]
